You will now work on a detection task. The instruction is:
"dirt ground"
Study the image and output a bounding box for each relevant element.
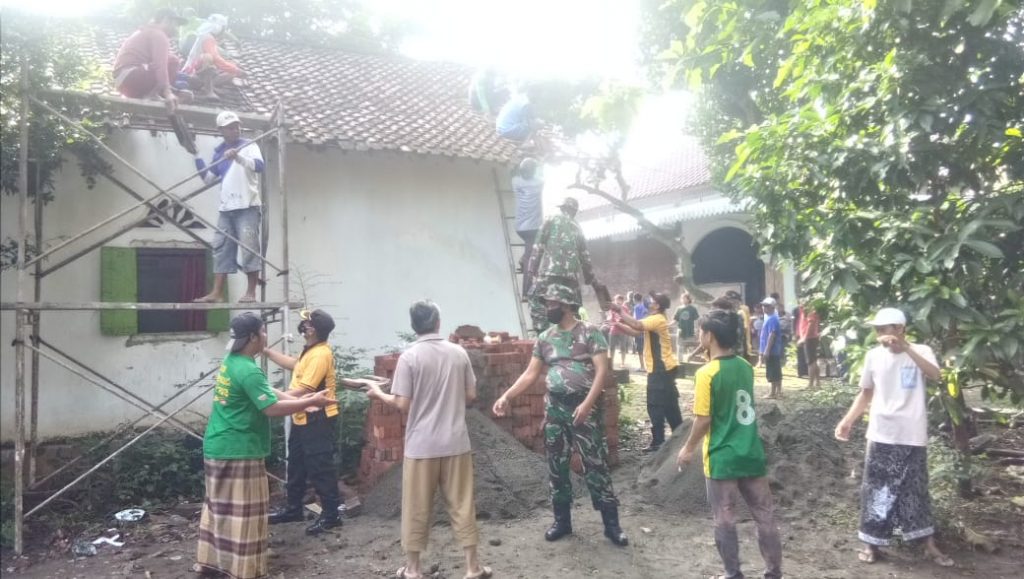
[4,353,1022,579]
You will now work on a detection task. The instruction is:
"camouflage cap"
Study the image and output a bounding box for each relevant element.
[558,197,579,212]
[542,283,580,306]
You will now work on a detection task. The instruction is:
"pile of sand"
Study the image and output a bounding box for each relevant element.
[364,409,579,521]
[637,403,850,514]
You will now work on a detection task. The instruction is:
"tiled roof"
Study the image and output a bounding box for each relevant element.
[69,25,520,163]
[574,137,712,213]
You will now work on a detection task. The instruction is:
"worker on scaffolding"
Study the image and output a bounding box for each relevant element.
[182,14,246,100]
[112,8,192,112]
[512,157,544,294]
[193,111,265,304]
[526,197,600,333]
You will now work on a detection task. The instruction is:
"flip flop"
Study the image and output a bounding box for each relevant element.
[931,554,954,567]
[465,566,493,579]
[237,295,257,303]
[857,548,880,563]
[396,566,423,579]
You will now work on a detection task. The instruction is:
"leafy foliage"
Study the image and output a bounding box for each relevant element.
[123,0,410,53]
[651,0,1024,404]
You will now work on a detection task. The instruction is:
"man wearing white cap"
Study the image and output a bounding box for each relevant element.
[757,297,783,399]
[834,307,953,567]
[194,111,265,303]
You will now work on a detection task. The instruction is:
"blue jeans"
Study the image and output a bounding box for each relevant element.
[212,207,262,274]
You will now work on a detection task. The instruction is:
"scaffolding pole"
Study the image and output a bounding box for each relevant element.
[5,92,293,555]
[13,52,30,556]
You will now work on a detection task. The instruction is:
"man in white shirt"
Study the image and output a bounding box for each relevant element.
[366,301,492,579]
[834,307,953,567]
[194,110,265,303]
[511,157,544,295]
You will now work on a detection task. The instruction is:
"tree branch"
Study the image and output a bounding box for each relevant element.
[568,176,714,303]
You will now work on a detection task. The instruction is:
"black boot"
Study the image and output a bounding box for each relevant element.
[305,513,341,536]
[600,505,628,546]
[268,505,304,524]
[544,502,573,541]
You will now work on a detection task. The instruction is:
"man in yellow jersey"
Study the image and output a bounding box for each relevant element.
[612,292,682,453]
[264,309,343,535]
[677,309,783,579]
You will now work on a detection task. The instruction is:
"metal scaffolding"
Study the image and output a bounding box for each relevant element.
[1,76,297,554]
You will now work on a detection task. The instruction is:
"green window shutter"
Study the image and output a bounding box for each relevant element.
[100,247,138,336]
[205,251,229,332]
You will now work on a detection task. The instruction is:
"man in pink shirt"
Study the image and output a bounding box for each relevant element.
[605,294,629,369]
[112,8,188,112]
[797,302,821,390]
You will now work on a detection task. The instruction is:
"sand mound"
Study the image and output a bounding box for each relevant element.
[637,403,849,514]
[363,409,574,521]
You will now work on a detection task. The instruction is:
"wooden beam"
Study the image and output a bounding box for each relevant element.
[1,301,303,311]
[40,89,274,130]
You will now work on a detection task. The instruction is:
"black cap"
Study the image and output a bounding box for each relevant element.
[227,312,262,352]
[300,308,335,340]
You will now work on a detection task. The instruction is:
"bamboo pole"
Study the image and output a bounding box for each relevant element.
[13,53,30,556]
[29,163,42,486]
[276,102,294,484]
[37,177,222,279]
[21,98,280,271]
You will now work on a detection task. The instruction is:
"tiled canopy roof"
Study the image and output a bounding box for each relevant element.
[71,26,519,162]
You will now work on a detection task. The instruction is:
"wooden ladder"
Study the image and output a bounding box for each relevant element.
[492,168,531,338]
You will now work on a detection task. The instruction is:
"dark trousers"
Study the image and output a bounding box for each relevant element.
[286,413,341,515]
[796,342,808,377]
[517,229,538,296]
[646,367,682,446]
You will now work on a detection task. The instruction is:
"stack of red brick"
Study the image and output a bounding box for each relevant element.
[358,332,620,489]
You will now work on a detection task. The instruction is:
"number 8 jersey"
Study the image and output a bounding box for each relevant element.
[693,355,767,479]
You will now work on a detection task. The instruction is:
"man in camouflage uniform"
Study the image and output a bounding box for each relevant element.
[526,197,599,333]
[492,284,628,547]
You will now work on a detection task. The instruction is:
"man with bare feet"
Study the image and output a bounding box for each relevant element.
[834,307,954,568]
[193,111,265,303]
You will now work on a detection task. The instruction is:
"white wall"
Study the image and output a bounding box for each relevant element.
[0,129,519,441]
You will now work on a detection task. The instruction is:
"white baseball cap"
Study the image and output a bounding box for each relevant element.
[760,297,777,306]
[868,307,907,326]
[216,111,241,127]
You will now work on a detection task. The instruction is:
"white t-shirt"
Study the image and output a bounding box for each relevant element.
[391,335,475,459]
[218,141,264,212]
[859,343,937,447]
[511,174,544,232]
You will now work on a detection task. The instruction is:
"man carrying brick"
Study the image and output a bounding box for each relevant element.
[365,301,492,579]
[493,284,628,547]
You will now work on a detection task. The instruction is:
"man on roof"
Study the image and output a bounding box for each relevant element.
[112,8,192,112]
[193,111,265,304]
[182,14,246,100]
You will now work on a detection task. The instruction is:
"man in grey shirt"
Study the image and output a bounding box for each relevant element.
[512,157,544,294]
[366,301,492,579]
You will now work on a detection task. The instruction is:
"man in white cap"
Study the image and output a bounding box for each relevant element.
[194,111,265,303]
[834,307,953,567]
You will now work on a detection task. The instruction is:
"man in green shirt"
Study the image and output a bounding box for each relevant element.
[493,284,627,548]
[526,197,601,333]
[673,292,699,360]
[198,313,334,579]
[677,309,783,579]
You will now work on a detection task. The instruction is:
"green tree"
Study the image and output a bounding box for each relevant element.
[649,0,1023,453]
[122,0,411,53]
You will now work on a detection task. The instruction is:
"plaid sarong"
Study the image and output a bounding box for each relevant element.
[196,459,270,579]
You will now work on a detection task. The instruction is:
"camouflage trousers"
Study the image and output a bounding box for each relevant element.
[544,392,618,510]
[529,276,581,333]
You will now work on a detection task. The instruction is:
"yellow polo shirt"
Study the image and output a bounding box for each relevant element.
[289,341,339,425]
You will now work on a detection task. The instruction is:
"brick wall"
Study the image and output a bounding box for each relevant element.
[358,335,620,489]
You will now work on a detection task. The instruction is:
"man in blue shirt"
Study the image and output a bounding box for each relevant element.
[758,297,784,399]
[632,292,648,372]
[496,91,533,141]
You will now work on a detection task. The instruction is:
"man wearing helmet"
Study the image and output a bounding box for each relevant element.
[526,196,599,333]
[493,283,628,548]
[194,110,265,303]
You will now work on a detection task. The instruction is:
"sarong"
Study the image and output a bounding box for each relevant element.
[858,441,934,546]
[196,459,270,579]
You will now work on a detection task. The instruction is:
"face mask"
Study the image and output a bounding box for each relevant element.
[546,307,564,324]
